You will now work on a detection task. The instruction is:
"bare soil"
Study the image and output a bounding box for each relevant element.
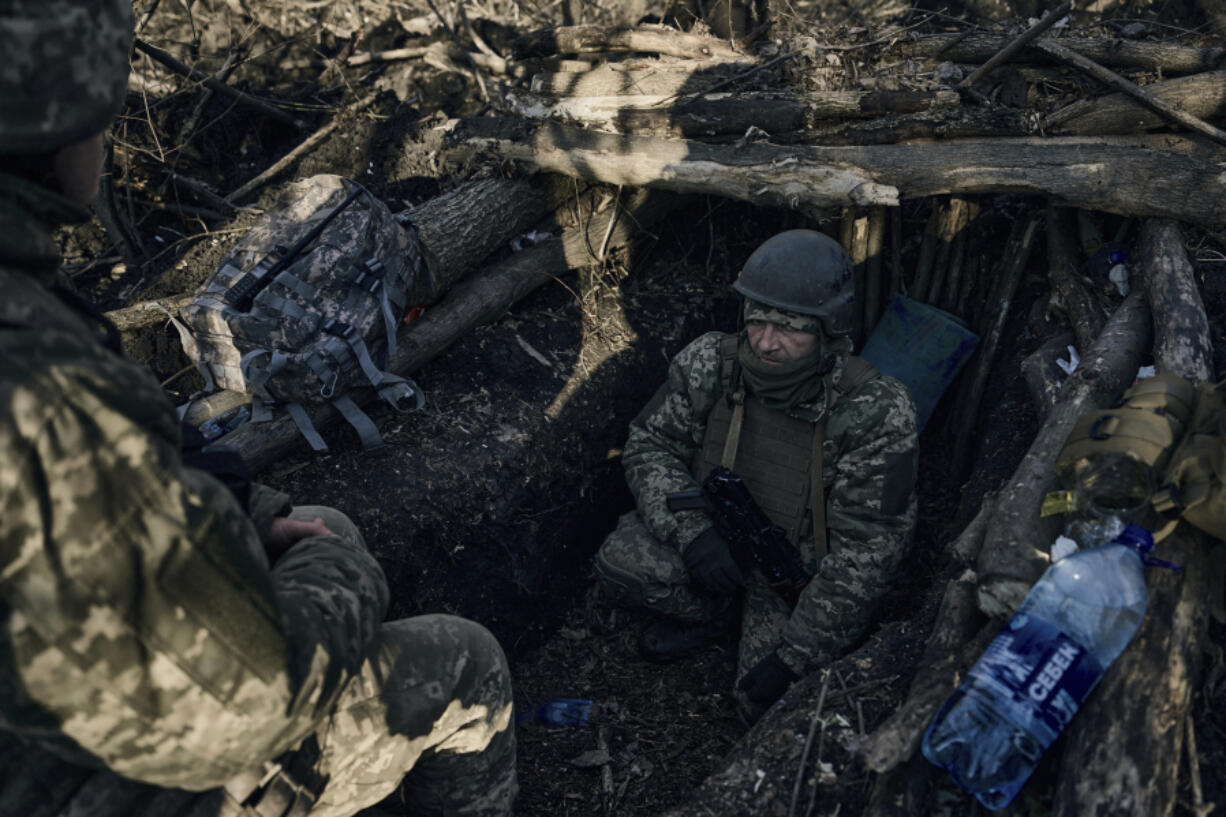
[59,0,1226,814]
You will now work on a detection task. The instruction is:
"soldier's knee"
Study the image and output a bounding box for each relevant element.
[594,544,649,608]
[291,504,365,550]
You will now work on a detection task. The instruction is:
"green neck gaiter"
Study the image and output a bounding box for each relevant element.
[737,334,827,411]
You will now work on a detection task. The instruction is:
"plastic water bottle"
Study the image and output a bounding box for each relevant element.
[921,525,1153,809]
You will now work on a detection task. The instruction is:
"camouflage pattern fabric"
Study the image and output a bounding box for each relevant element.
[595,328,918,680]
[743,299,821,334]
[179,174,435,408]
[0,172,515,815]
[0,0,133,154]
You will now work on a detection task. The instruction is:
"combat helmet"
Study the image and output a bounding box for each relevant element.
[0,0,133,154]
[732,229,855,336]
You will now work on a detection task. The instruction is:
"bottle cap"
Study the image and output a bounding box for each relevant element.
[1117,524,1183,570]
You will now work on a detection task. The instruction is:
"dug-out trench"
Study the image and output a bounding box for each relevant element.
[241,198,1035,816]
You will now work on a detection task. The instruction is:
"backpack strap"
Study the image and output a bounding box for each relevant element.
[717,334,746,470]
[332,395,385,451]
[284,402,328,452]
[156,302,217,394]
[810,355,881,559]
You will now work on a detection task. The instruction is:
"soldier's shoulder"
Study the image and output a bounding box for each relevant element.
[837,370,917,430]
[672,331,730,371]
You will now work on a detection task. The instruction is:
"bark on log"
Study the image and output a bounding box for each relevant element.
[513,24,751,62]
[1045,204,1106,352]
[1052,218,1214,816]
[446,118,1226,227]
[506,90,962,138]
[892,33,1226,74]
[1021,332,1075,421]
[530,61,750,97]
[1046,70,1226,135]
[976,291,1152,618]
[106,176,572,369]
[212,187,679,473]
[1035,39,1226,147]
[1139,219,1215,383]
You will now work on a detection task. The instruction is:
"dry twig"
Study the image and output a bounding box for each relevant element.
[224,94,379,203]
[1034,37,1226,146]
[133,38,302,127]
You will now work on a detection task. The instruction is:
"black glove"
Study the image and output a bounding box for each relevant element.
[737,652,800,708]
[683,527,744,596]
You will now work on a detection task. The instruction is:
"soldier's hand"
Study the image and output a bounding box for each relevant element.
[683,527,744,595]
[737,652,800,708]
[266,515,333,559]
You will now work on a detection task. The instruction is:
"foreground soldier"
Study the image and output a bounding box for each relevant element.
[596,230,919,722]
[0,2,515,815]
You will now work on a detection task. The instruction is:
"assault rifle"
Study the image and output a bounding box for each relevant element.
[666,466,812,604]
[222,187,365,311]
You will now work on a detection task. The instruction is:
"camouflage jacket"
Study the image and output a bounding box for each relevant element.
[623,331,918,675]
[0,174,389,789]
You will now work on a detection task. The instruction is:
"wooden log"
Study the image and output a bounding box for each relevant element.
[926,197,974,308]
[1045,204,1106,352]
[446,118,1226,227]
[843,208,870,345]
[950,210,1042,475]
[1139,219,1215,383]
[1046,70,1226,135]
[892,33,1226,74]
[975,290,1152,618]
[1021,332,1075,421]
[865,205,886,333]
[1050,216,1215,816]
[530,61,749,97]
[956,1,1073,92]
[955,225,982,317]
[513,23,751,62]
[858,571,989,776]
[212,188,680,473]
[106,176,572,371]
[1035,39,1226,147]
[910,204,943,302]
[936,202,974,313]
[506,89,962,137]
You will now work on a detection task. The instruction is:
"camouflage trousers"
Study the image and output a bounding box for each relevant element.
[281,506,517,817]
[594,510,791,718]
[0,507,516,817]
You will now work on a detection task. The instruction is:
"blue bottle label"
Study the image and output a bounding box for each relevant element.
[968,614,1105,745]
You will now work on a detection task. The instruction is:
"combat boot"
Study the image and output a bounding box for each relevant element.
[637,608,737,664]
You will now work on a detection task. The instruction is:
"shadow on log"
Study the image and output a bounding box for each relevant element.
[976,290,1152,617]
[446,118,1226,227]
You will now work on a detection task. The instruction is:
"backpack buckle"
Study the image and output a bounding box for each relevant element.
[323,319,354,339]
[1152,483,1184,517]
[355,258,386,293]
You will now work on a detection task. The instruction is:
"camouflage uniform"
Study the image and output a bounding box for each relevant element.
[596,321,918,706]
[0,3,514,813]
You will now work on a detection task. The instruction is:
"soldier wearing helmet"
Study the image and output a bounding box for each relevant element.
[595,229,918,723]
[0,3,515,816]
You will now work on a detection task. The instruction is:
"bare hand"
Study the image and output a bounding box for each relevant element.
[267,515,333,559]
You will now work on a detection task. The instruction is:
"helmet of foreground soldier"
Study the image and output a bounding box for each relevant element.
[732,229,855,337]
[0,0,134,155]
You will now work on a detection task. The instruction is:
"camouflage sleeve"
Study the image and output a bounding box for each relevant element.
[0,358,387,789]
[248,481,294,543]
[777,375,918,675]
[621,332,726,551]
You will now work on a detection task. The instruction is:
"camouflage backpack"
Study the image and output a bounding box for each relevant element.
[175,174,434,451]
